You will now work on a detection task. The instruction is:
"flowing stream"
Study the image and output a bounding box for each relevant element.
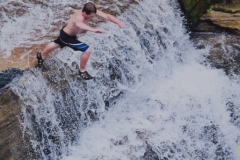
[3,0,240,159]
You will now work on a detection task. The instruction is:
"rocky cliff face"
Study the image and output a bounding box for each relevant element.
[200,2,240,34]
[0,89,36,160]
[178,0,240,34]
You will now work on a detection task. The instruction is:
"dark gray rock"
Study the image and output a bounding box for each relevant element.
[0,68,23,92]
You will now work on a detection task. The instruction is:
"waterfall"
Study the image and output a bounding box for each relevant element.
[7,0,240,159]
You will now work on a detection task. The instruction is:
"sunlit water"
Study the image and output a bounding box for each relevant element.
[7,0,240,159]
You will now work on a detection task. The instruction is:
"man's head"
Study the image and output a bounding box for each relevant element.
[82,2,97,15]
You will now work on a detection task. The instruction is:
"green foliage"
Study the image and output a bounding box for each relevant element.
[178,0,221,25]
[207,8,212,12]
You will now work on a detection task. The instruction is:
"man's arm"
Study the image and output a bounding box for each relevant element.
[76,22,105,33]
[96,10,124,28]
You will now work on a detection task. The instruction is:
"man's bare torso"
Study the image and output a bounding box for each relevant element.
[63,10,90,36]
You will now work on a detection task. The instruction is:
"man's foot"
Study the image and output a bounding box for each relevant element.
[79,71,93,80]
[36,52,44,68]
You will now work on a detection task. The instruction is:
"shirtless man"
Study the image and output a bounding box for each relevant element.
[37,2,124,80]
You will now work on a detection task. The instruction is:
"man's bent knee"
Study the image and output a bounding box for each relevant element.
[47,42,60,50]
[84,47,92,53]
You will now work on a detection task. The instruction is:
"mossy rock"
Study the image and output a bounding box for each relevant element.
[178,0,224,26]
[211,2,240,13]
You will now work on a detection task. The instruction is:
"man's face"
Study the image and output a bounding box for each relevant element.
[83,12,96,19]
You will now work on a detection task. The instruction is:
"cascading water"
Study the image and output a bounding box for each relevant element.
[4,0,239,159]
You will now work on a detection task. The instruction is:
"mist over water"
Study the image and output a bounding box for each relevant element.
[7,0,240,159]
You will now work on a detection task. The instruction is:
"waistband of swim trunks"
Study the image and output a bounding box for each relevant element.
[60,26,76,38]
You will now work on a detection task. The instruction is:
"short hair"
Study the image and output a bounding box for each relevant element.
[82,2,97,15]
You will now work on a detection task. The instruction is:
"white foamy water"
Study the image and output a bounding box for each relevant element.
[63,64,240,160]
[61,1,240,159]
[9,0,240,159]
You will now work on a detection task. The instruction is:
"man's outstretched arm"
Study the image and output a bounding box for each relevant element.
[96,10,125,28]
[76,22,105,33]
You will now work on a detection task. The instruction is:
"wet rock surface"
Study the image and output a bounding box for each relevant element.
[178,0,240,34]
[0,68,23,92]
[5,49,131,159]
[0,89,36,160]
[191,32,240,75]
[200,2,240,34]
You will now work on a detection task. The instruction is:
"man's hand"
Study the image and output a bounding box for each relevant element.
[96,10,125,29]
[94,28,105,33]
[118,21,125,28]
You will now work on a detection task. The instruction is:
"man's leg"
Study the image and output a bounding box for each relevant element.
[41,42,60,59]
[78,47,93,80]
[80,47,92,72]
[37,42,60,68]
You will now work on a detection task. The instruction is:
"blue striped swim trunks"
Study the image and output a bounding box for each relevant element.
[54,27,89,52]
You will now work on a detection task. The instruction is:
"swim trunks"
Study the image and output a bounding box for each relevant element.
[54,27,89,52]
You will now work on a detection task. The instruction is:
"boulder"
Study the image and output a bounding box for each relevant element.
[191,32,240,75]
[200,2,240,34]
[0,68,23,92]
[178,0,240,34]
[0,89,36,160]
